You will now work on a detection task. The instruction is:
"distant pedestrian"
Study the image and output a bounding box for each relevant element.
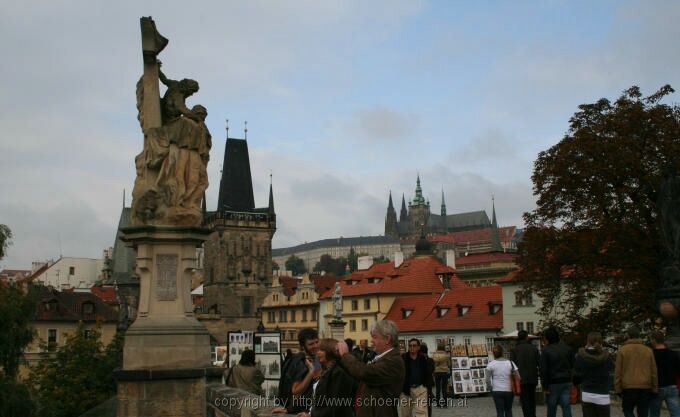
[486,345,518,417]
[224,349,265,395]
[353,339,376,364]
[400,338,430,417]
[649,331,679,417]
[420,343,435,417]
[432,342,452,407]
[510,330,540,417]
[573,332,614,417]
[540,327,574,417]
[615,325,658,417]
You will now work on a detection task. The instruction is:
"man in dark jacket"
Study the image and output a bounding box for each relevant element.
[337,320,405,417]
[400,339,431,417]
[541,327,574,417]
[511,330,541,417]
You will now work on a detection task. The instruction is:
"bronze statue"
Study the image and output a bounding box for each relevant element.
[131,18,211,227]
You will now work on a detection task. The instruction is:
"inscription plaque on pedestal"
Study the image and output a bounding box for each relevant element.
[156,254,178,301]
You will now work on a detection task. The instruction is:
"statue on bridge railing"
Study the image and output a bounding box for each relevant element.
[131,17,211,227]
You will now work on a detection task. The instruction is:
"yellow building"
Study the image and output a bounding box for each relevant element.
[318,252,462,343]
[260,273,339,353]
[20,287,119,379]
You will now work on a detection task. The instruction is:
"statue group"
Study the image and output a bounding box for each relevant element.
[131,17,211,227]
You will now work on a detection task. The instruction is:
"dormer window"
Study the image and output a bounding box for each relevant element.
[44,299,58,311]
[367,278,382,284]
[402,308,413,319]
[437,307,450,318]
[457,305,470,316]
[82,302,95,315]
[488,303,501,315]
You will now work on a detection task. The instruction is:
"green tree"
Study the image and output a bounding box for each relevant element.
[0,224,11,260]
[285,255,307,276]
[29,323,123,417]
[372,255,390,264]
[347,248,359,272]
[517,85,680,338]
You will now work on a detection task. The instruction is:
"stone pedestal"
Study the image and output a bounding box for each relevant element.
[117,226,217,417]
[329,320,346,341]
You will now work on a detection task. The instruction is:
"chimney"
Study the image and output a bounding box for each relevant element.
[446,250,456,269]
[394,251,404,268]
[358,256,373,271]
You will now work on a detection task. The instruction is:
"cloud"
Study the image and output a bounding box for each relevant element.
[451,128,518,162]
[350,107,417,142]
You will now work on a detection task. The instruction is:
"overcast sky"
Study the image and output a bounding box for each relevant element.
[1,1,679,269]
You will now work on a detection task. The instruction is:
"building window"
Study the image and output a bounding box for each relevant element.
[364,299,370,310]
[486,337,495,353]
[302,309,308,322]
[516,322,524,331]
[526,322,534,334]
[448,337,456,347]
[273,294,278,302]
[243,297,253,315]
[312,309,317,321]
[289,330,296,341]
[84,329,95,339]
[438,307,450,318]
[525,292,533,305]
[351,300,358,311]
[361,319,368,331]
[268,311,275,323]
[48,329,57,352]
[402,309,413,319]
[464,336,471,346]
[290,310,296,322]
[515,291,523,306]
[350,320,356,331]
[82,302,94,315]
[279,310,287,322]
[69,266,75,275]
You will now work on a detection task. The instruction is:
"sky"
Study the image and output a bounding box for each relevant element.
[1,0,679,269]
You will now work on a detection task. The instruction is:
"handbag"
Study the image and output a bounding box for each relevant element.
[510,361,522,396]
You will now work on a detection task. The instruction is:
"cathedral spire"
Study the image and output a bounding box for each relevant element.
[384,191,398,238]
[440,187,446,217]
[412,173,426,206]
[490,195,503,252]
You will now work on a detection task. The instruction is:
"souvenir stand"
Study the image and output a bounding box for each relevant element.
[254,331,282,399]
[450,344,490,396]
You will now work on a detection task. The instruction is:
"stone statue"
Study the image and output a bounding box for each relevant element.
[657,175,680,351]
[131,17,211,227]
[332,281,343,321]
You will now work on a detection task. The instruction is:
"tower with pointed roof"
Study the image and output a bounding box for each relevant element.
[440,188,447,231]
[490,196,503,252]
[202,129,276,332]
[384,191,399,238]
[408,174,431,235]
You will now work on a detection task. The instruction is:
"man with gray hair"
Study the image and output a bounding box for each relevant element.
[615,325,658,417]
[337,320,405,417]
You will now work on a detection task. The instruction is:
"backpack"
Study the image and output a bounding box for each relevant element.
[277,352,306,412]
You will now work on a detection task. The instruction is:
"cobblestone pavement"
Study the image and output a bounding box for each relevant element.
[428,395,669,417]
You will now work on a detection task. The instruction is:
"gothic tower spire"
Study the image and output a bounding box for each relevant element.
[268,172,275,214]
[490,196,503,252]
[400,194,408,222]
[385,191,398,238]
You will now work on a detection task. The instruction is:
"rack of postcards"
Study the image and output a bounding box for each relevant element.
[450,344,489,395]
[254,331,282,399]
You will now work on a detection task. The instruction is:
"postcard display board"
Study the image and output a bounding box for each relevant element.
[451,344,489,395]
[226,331,254,369]
[254,331,282,399]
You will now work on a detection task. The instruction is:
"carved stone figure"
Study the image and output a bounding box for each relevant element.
[332,281,343,321]
[131,17,211,227]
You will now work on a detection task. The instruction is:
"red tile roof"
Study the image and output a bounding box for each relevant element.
[319,256,465,299]
[90,286,118,304]
[385,286,503,332]
[33,287,118,322]
[279,276,298,297]
[456,252,517,266]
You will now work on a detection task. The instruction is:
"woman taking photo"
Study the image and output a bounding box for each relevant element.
[297,338,356,417]
[486,345,519,417]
